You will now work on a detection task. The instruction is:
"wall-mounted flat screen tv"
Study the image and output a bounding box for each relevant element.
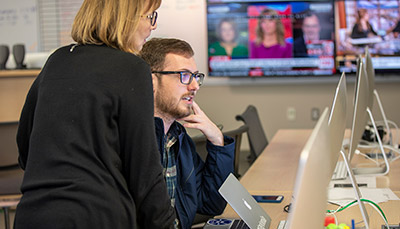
[335,0,400,74]
[207,0,336,77]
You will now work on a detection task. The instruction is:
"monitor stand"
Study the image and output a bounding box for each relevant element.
[353,107,390,176]
[339,150,370,229]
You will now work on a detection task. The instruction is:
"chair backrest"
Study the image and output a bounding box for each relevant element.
[0,121,23,195]
[223,124,249,177]
[0,121,19,168]
[236,105,268,163]
[191,124,249,177]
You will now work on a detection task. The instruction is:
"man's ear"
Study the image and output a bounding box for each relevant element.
[151,74,157,93]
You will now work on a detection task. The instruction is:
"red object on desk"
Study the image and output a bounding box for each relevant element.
[325,216,335,226]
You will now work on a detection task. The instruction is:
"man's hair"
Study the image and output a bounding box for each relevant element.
[139,38,195,71]
[71,0,161,54]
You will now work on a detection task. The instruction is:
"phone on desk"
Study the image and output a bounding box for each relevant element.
[252,195,284,203]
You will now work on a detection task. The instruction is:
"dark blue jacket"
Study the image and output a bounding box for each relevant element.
[154,117,235,229]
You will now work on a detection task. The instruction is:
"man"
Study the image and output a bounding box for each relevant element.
[139,38,235,229]
[294,13,321,57]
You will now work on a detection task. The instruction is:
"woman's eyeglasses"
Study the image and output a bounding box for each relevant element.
[152,71,205,86]
[143,11,158,26]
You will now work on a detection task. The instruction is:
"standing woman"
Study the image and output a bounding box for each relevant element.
[14,0,176,228]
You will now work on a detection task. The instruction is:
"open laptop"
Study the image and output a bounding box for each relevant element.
[203,173,271,229]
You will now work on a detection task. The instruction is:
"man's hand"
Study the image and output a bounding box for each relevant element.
[179,101,224,146]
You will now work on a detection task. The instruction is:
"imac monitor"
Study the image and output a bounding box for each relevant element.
[285,107,331,228]
[348,59,369,161]
[328,72,347,174]
[206,0,336,77]
[335,0,400,74]
[349,55,390,175]
[365,47,375,110]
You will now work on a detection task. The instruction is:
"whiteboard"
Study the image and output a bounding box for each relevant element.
[150,0,208,73]
[0,0,38,52]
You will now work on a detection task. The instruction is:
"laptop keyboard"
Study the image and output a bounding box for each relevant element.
[331,160,348,180]
[231,219,250,229]
[277,220,287,229]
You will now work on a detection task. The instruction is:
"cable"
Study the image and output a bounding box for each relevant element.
[366,201,390,229]
[356,144,400,163]
[355,150,380,166]
[326,199,389,227]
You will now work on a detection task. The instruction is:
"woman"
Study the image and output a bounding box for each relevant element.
[250,8,292,58]
[351,9,377,39]
[14,0,175,228]
[208,18,248,58]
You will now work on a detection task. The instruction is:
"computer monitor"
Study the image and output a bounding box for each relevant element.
[335,0,400,75]
[285,107,330,228]
[365,47,393,148]
[348,57,390,175]
[328,71,371,227]
[364,47,375,110]
[206,0,336,77]
[347,59,369,162]
[328,72,347,175]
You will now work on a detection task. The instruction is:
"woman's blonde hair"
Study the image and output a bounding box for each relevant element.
[255,8,286,46]
[71,0,161,54]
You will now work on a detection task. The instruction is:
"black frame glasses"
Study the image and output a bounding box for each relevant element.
[144,11,158,26]
[152,71,205,86]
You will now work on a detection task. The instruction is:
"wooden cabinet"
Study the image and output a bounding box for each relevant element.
[0,70,40,122]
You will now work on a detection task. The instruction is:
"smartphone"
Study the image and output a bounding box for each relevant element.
[252,195,284,203]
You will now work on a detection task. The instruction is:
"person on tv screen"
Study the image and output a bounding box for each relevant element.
[351,8,377,39]
[294,13,321,57]
[250,8,292,58]
[387,18,400,38]
[139,38,235,229]
[209,18,248,58]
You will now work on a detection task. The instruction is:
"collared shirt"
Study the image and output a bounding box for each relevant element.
[162,133,180,228]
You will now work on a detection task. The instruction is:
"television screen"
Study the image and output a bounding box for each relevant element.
[206,0,336,77]
[335,0,400,73]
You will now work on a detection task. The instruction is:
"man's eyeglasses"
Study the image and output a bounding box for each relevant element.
[143,11,158,26]
[152,71,205,86]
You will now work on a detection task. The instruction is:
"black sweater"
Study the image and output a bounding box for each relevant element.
[15,44,175,228]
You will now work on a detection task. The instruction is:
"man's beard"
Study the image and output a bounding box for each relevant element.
[155,86,193,120]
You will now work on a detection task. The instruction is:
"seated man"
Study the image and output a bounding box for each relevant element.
[139,38,235,229]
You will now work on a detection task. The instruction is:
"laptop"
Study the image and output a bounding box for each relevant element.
[203,173,271,229]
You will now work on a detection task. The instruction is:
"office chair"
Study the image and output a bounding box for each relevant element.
[0,121,23,229]
[236,105,268,164]
[222,124,249,177]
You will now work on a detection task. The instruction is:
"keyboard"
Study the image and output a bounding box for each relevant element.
[277,220,287,229]
[203,219,249,229]
[230,219,250,229]
[331,160,348,180]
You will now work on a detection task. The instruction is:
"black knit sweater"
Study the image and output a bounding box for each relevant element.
[15,44,175,228]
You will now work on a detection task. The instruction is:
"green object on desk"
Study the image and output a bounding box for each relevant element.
[326,223,350,229]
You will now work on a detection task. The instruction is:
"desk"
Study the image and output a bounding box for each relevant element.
[219,129,400,228]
